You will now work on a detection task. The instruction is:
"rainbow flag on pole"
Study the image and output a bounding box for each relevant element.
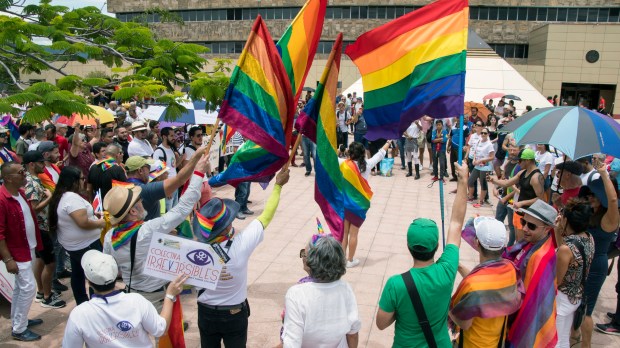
[297,34,345,240]
[340,159,373,228]
[276,0,326,102]
[209,16,294,187]
[158,295,185,348]
[345,0,468,140]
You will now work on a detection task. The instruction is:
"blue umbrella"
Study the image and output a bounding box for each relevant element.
[500,106,620,159]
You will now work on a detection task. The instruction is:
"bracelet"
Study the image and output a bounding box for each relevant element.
[194,170,205,178]
[3,257,13,263]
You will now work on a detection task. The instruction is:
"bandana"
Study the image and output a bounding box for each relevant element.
[196,205,231,243]
[99,157,117,172]
[111,221,143,250]
[112,180,136,188]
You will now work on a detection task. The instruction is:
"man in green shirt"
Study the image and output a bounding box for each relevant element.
[377,162,468,347]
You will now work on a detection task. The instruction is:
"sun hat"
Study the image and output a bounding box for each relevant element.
[518,199,557,226]
[81,250,118,286]
[22,150,45,164]
[579,178,619,208]
[125,156,154,172]
[131,121,148,132]
[149,160,169,182]
[103,184,143,225]
[555,161,584,175]
[37,140,58,154]
[406,218,439,252]
[474,217,507,251]
[519,148,536,160]
[193,198,240,244]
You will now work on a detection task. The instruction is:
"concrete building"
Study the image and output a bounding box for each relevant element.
[99,1,620,113]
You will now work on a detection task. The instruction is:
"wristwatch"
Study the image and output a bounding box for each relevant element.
[165,294,176,302]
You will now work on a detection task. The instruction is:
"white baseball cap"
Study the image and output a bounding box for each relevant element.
[474,217,507,251]
[81,250,118,286]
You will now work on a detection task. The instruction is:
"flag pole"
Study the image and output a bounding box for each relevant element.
[282,134,303,171]
[204,118,221,155]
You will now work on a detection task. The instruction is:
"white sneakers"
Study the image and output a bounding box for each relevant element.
[346,259,360,268]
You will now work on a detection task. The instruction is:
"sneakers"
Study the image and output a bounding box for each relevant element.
[305,171,311,177]
[236,212,246,220]
[28,319,43,327]
[12,329,41,341]
[431,176,439,181]
[52,279,68,292]
[35,291,60,303]
[473,202,483,208]
[346,259,360,268]
[56,269,71,279]
[607,312,616,320]
[595,322,620,336]
[41,296,66,309]
[241,208,254,215]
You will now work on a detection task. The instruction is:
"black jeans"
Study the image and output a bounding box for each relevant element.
[198,300,250,348]
[67,239,102,305]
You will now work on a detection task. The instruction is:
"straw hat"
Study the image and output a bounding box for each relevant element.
[103,184,143,225]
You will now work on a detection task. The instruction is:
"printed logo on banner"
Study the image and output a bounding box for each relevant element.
[116,321,134,332]
[186,249,215,266]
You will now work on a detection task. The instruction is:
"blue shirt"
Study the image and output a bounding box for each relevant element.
[432,129,449,152]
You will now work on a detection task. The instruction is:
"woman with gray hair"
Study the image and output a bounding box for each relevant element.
[281,234,361,347]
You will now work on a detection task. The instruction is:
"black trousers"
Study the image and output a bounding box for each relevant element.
[198,300,250,347]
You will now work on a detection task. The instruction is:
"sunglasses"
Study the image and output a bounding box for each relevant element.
[299,249,307,258]
[520,218,542,231]
[481,132,489,135]
[475,124,483,127]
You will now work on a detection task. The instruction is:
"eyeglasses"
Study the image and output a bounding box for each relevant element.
[520,218,542,231]
[299,249,307,258]
[481,132,489,135]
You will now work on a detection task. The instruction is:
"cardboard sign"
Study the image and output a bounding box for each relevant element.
[0,263,15,303]
[143,233,223,290]
[203,133,221,169]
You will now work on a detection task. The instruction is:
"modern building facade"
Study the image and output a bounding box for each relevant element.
[76,1,617,113]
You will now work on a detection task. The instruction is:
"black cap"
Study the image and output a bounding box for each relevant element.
[23,150,45,164]
[556,161,584,175]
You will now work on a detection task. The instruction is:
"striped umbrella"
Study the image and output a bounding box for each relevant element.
[501,106,620,159]
[141,101,218,124]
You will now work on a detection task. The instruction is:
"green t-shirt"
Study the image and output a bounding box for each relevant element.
[379,244,459,348]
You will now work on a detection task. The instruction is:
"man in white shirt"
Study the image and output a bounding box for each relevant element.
[183,125,204,163]
[578,154,605,185]
[127,121,153,157]
[153,127,181,212]
[62,250,188,348]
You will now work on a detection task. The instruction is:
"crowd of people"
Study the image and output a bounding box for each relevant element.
[0,93,619,348]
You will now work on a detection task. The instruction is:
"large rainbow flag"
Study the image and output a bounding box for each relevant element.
[504,235,557,348]
[340,159,373,228]
[209,16,294,187]
[0,114,20,150]
[297,34,345,240]
[344,0,468,140]
[276,0,326,103]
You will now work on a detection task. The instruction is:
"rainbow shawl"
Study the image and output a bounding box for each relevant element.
[344,0,468,140]
[450,259,524,323]
[98,157,117,171]
[503,235,557,348]
[340,159,373,228]
[296,35,345,240]
[38,164,60,192]
[111,221,143,250]
[209,16,294,187]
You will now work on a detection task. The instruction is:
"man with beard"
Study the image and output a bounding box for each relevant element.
[114,126,130,162]
[44,124,69,164]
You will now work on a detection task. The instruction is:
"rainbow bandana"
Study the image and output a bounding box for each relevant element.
[112,180,136,188]
[111,221,143,250]
[99,157,117,171]
[196,203,231,243]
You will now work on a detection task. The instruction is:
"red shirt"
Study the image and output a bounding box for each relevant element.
[0,185,43,262]
[54,134,70,163]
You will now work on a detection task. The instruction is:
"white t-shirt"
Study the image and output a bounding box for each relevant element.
[62,291,166,348]
[467,133,481,159]
[28,141,40,151]
[15,194,37,249]
[127,138,154,157]
[198,219,264,306]
[184,145,198,161]
[153,145,177,178]
[282,280,362,348]
[46,164,59,183]
[405,123,420,138]
[57,192,100,251]
[536,151,555,176]
[473,139,495,171]
[581,169,601,186]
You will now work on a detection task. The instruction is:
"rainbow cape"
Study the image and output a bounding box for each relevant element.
[340,159,373,228]
[503,235,557,348]
[297,35,345,240]
[450,259,524,322]
[276,0,326,102]
[159,295,185,348]
[38,164,60,192]
[344,0,468,140]
[209,16,294,187]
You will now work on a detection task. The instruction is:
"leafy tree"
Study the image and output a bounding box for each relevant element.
[0,0,230,122]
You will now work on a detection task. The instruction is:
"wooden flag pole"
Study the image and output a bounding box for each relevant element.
[282,134,303,171]
[203,118,221,155]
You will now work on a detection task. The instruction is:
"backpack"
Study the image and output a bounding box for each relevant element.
[355,114,367,133]
[184,144,196,155]
[155,146,167,162]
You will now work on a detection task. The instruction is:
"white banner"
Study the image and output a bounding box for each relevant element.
[143,233,223,290]
[0,263,15,303]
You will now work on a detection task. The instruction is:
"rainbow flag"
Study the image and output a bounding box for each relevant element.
[450,259,523,323]
[276,0,326,102]
[209,16,294,187]
[504,235,557,348]
[219,123,234,154]
[297,35,345,240]
[159,295,185,348]
[340,159,373,228]
[0,115,20,150]
[344,0,468,140]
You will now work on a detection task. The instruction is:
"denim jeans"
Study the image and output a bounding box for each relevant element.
[52,234,66,280]
[433,150,446,179]
[67,239,102,305]
[353,133,368,149]
[398,137,406,168]
[301,136,316,173]
[235,182,251,211]
[198,301,250,348]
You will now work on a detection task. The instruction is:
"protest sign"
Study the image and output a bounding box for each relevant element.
[143,233,223,289]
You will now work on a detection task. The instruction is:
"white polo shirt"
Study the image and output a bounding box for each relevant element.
[62,291,166,348]
[127,138,153,157]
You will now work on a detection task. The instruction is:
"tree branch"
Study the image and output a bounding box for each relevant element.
[0,59,26,90]
[0,46,69,76]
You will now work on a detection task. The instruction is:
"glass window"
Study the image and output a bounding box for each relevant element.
[359,6,367,18]
[537,8,547,21]
[242,9,251,20]
[505,45,515,58]
[610,8,620,22]
[488,7,498,20]
[479,7,489,20]
[342,6,350,19]
[547,8,557,21]
[235,42,243,53]
[333,7,342,19]
[493,45,505,57]
[498,7,507,21]
[117,14,125,22]
[507,7,517,20]
[325,7,334,19]
[234,9,242,20]
[516,7,527,21]
[368,7,377,19]
[395,6,405,17]
[598,8,609,22]
[275,8,283,19]
[227,9,234,20]
[250,8,259,19]
[351,6,360,19]
[588,9,598,22]
[386,6,395,19]
[527,8,537,21]
[404,7,414,14]
[557,8,568,21]
[378,7,387,19]
[470,7,479,20]
[266,8,275,19]
[219,9,228,20]
[181,11,190,21]
[567,8,578,22]
[515,45,524,58]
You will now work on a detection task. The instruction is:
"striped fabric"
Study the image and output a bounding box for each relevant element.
[344,0,468,140]
[297,34,345,240]
[340,159,373,228]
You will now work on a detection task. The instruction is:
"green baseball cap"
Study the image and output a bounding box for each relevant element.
[520,148,536,160]
[407,218,439,252]
[125,156,154,172]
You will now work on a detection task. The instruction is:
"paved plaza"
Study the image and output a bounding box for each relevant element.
[1,163,619,347]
